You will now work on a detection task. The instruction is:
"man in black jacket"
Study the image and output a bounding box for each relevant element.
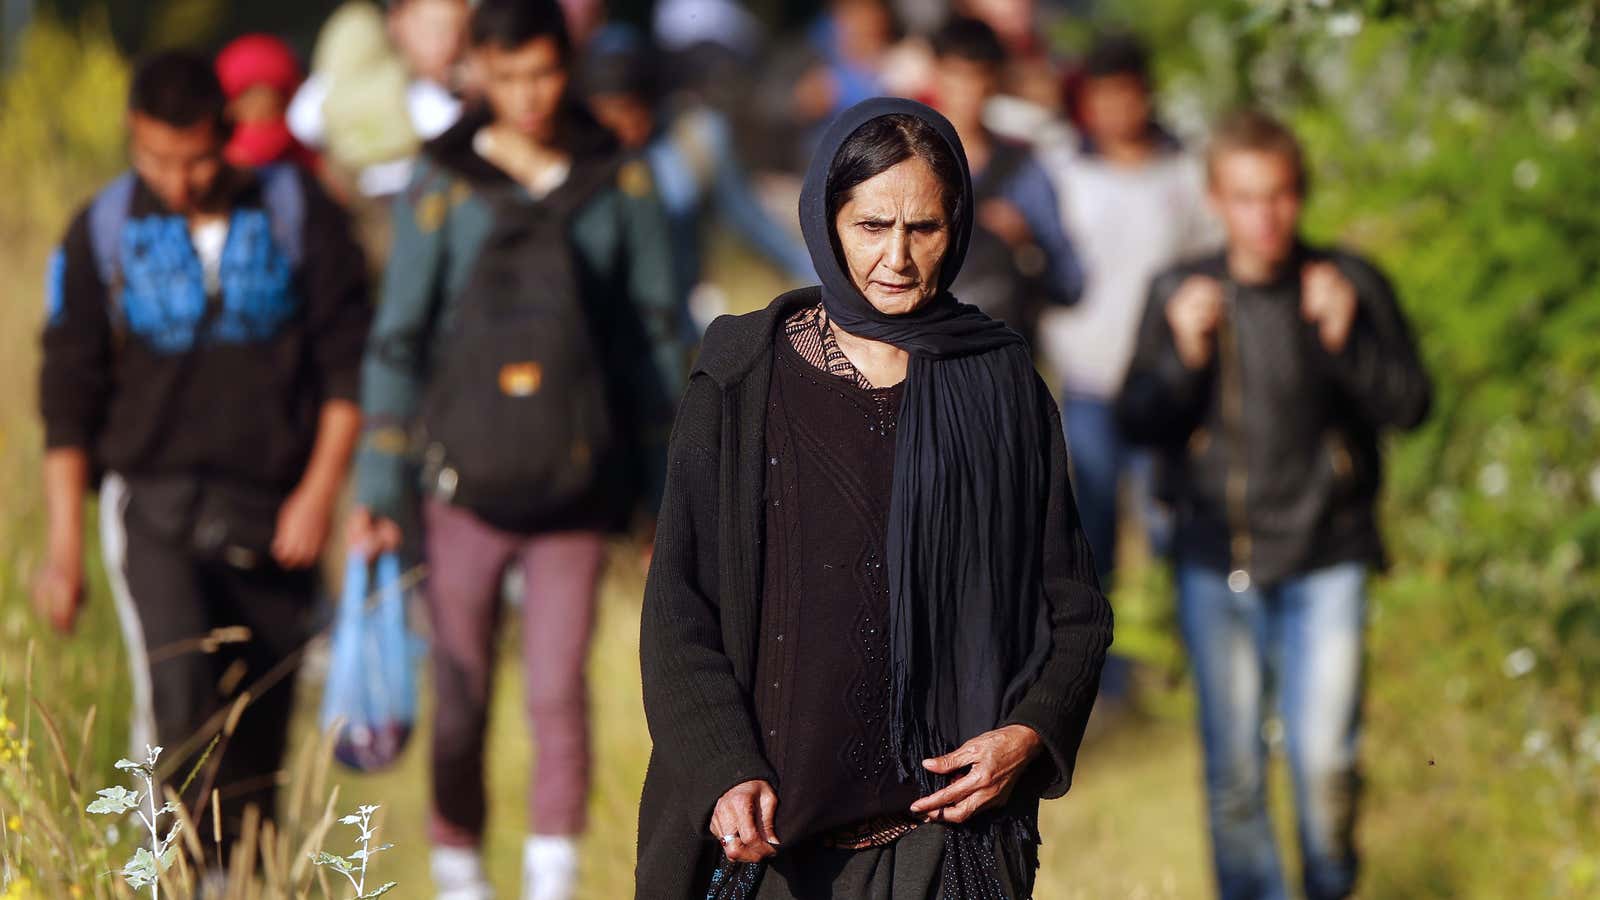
[1117,110,1429,900]
[34,51,369,859]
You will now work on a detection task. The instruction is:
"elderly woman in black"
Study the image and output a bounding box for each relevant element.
[636,97,1112,900]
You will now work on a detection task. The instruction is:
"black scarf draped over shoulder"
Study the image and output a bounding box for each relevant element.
[711,97,1054,900]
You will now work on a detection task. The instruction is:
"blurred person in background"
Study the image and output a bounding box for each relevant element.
[651,0,763,62]
[34,49,370,866]
[752,0,909,174]
[580,35,813,337]
[960,0,1038,55]
[929,15,1081,341]
[288,0,469,204]
[1038,35,1218,672]
[956,0,1074,149]
[806,0,899,117]
[343,1,683,897]
[215,33,319,171]
[556,0,606,48]
[1117,110,1431,900]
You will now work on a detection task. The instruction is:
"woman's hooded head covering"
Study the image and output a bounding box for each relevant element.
[718,98,1054,900]
[800,97,972,298]
[795,97,1025,360]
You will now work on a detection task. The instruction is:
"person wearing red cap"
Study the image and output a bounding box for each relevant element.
[216,34,320,171]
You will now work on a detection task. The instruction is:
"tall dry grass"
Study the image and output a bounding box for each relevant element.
[1,634,413,898]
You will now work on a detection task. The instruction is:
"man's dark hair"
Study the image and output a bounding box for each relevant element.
[578,44,655,101]
[825,114,965,259]
[128,49,227,131]
[470,0,572,61]
[1082,33,1151,84]
[931,16,1006,68]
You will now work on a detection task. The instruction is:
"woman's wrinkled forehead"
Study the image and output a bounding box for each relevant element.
[827,118,964,211]
[835,156,951,222]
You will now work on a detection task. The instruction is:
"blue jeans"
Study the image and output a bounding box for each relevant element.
[1177,562,1366,900]
[1061,395,1168,586]
[1062,395,1169,700]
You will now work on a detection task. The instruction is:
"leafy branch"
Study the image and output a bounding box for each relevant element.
[85,745,180,898]
[311,803,395,899]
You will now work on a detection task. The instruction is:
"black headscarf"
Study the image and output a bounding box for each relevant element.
[712,97,1053,899]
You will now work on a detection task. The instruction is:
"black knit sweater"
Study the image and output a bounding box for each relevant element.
[753,331,917,842]
[636,289,1112,899]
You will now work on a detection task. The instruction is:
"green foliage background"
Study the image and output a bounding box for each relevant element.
[1,2,1598,896]
[1110,0,1600,891]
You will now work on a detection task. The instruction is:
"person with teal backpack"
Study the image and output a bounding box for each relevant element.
[344,2,686,898]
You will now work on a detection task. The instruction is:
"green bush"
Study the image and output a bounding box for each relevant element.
[1105,0,1600,890]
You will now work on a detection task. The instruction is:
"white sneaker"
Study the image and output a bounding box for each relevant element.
[433,845,494,900]
[521,835,579,900]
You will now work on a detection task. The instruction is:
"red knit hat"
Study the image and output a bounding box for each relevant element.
[215,34,303,100]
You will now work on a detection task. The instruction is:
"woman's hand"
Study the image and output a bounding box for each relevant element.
[709,780,781,863]
[909,724,1044,824]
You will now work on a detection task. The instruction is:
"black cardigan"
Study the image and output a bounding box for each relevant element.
[635,288,1113,899]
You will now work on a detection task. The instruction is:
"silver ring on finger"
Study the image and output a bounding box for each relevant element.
[721,833,738,846]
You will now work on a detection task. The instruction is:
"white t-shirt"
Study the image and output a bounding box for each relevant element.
[286,73,462,197]
[1037,149,1222,399]
[471,129,571,200]
[190,218,229,297]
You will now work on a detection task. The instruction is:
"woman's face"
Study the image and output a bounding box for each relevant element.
[834,156,952,315]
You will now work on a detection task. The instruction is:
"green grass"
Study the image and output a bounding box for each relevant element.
[303,577,1221,899]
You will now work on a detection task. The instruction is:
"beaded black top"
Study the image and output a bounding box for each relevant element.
[751,304,921,843]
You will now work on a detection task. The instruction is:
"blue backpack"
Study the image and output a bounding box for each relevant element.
[86,163,306,294]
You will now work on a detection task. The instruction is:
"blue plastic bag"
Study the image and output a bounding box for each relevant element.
[319,553,421,772]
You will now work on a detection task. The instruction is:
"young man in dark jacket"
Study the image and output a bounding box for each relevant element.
[34,51,370,854]
[1117,110,1430,900]
[343,2,683,897]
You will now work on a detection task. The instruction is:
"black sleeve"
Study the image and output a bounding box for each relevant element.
[1319,255,1432,430]
[639,376,777,826]
[297,170,372,404]
[39,210,112,450]
[1115,270,1216,446]
[1004,379,1114,798]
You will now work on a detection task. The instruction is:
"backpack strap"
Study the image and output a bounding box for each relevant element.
[85,166,309,291]
[86,172,137,291]
[257,163,307,269]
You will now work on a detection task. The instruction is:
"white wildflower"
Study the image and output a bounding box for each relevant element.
[1478,462,1509,497]
[1513,159,1541,190]
[1502,647,1536,679]
[1326,11,1363,37]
